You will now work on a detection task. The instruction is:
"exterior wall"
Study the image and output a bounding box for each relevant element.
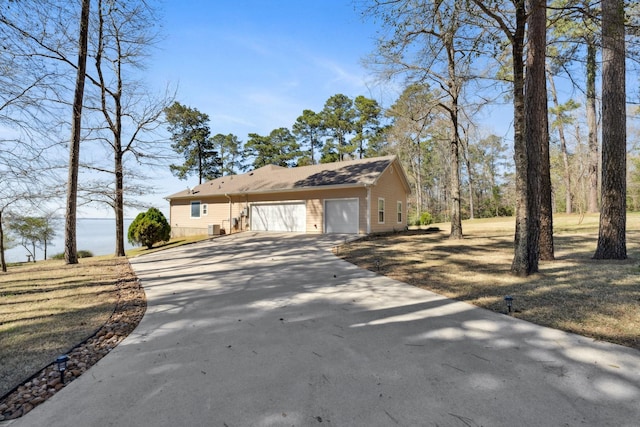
[169,187,369,237]
[170,196,244,238]
[168,162,408,237]
[369,162,409,234]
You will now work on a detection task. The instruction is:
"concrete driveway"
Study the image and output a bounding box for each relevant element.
[10,233,640,426]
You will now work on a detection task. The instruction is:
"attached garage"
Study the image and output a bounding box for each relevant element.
[324,199,359,234]
[167,155,411,237]
[250,202,306,232]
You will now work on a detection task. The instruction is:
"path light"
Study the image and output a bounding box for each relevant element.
[56,354,69,384]
[375,258,380,271]
[504,295,514,313]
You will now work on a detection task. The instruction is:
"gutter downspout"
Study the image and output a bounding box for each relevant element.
[225,194,232,234]
[365,185,371,234]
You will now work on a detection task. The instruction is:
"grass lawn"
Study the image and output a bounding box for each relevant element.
[0,234,210,399]
[340,212,640,351]
[0,257,127,398]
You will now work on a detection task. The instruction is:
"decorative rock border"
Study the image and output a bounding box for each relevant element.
[0,263,146,421]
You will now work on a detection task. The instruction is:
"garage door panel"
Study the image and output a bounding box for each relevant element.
[251,203,306,232]
[325,199,358,234]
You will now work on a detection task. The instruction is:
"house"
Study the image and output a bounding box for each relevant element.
[166,155,411,237]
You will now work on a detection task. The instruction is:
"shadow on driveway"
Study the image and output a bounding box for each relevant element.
[11,232,640,427]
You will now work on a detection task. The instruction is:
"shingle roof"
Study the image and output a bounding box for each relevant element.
[166,155,402,199]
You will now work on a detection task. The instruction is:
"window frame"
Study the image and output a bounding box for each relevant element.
[378,198,385,224]
[397,201,403,224]
[202,203,208,216]
[190,201,201,219]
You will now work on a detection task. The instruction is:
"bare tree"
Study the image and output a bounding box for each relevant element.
[81,0,172,256]
[64,0,91,264]
[0,1,68,270]
[366,0,484,239]
[0,149,54,271]
[1,0,171,259]
[386,83,441,221]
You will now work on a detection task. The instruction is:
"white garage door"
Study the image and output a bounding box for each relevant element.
[325,199,359,234]
[251,203,306,232]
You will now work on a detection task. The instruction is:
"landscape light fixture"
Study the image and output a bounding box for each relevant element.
[56,354,69,384]
[504,295,514,313]
[375,258,380,271]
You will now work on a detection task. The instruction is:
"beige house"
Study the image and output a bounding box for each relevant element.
[166,155,411,237]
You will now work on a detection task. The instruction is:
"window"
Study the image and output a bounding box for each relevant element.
[378,198,385,223]
[191,201,201,218]
[397,201,403,223]
[202,204,208,216]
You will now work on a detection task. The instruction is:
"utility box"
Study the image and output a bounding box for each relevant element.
[208,224,221,236]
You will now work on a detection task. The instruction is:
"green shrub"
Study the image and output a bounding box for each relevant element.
[78,250,93,258]
[51,250,93,260]
[419,212,433,225]
[128,207,171,249]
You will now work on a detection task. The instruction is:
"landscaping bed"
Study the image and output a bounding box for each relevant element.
[0,257,146,420]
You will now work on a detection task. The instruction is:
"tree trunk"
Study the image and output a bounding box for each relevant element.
[594,0,626,259]
[510,0,531,276]
[115,152,125,257]
[114,72,125,257]
[527,20,556,261]
[449,118,463,239]
[445,20,463,239]
[462,139,475,220]
[586,36,599,213]
[64,0,91,265]
[0,211,6,273]
[529,0,552,262]
[449,143,463,237]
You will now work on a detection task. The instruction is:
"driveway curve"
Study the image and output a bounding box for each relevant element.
[9,233,640,426]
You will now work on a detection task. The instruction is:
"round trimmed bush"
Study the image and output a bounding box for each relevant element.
[127,207,171,249]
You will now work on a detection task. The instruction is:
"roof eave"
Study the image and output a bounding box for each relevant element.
[167,182,368,200]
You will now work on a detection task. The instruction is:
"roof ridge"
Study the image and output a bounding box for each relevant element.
[166,155,398,199]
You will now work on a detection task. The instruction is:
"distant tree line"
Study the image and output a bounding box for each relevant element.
[165,91,517,229]
[164,93,386,177]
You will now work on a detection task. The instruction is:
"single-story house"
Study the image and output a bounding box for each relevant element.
[166,155,411,237]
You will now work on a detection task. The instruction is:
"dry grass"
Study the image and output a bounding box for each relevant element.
[0,257,133,398]
[340,213,640,350]
[125,234,212,257]
[0,234,208,399]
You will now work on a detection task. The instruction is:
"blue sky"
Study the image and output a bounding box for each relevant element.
[154,1,382,122]
[96,0,515,218]
[124,0,392,216]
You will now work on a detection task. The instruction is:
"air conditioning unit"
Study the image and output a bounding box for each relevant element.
[208,224,221,236]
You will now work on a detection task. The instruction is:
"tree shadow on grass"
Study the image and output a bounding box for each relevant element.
[340,229,640,350]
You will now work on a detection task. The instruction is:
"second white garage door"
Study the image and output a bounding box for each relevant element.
[325,199,359,234]
[251,202,306,232]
